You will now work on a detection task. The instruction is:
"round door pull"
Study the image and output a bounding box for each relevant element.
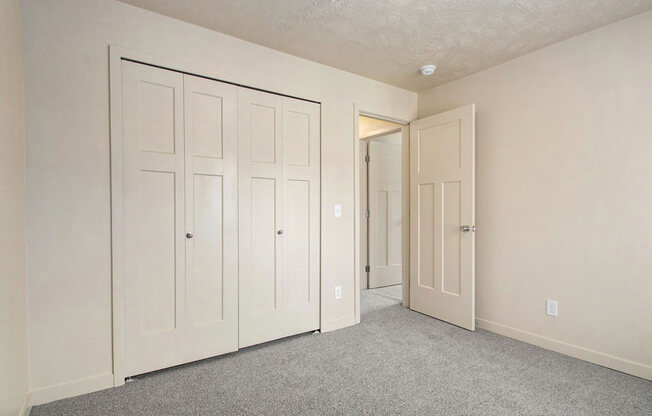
[459,225,470,232]
[186,232,193,239]
[277,230,284,235]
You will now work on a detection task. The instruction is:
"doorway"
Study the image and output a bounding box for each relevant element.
[358,115,407,306]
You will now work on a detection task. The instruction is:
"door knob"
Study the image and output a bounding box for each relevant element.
[186,232,193,239]
[459,225,470,232]
[277,230,284,235]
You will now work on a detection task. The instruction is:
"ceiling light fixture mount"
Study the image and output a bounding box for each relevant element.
[419,64,437,76]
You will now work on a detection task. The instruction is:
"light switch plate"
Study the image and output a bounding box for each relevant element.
[334,204,342,218]
[334,286,342,300]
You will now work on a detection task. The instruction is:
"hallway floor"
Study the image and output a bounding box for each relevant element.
[31,285,651,415]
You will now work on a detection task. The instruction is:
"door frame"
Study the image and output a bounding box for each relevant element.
[109,45,322,387]
[359,128,402,290]
[353,106,411,323]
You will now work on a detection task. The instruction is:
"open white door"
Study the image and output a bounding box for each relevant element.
[409,104,475,330]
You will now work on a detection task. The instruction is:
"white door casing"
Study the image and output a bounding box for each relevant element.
[238,88,320,348]
[409,104,476,330]
[368,133,403,288]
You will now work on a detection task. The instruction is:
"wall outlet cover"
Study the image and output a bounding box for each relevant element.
[546,299,558,317]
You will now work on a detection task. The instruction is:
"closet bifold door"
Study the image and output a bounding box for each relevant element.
[238,88,320,348]
[123,61,186,376]
[183,74,239,362]
[122,61,238,377]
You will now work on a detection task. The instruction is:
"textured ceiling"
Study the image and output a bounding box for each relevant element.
[117,0,652,91]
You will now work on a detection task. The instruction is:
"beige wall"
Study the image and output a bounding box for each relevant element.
[22,0,417,399]
[419,11,652,378]
[0,0,29,415]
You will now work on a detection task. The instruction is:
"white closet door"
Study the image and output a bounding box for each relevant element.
[183,74,238,361]
[238,88,320,347]
[281,96,320,338]
[123,61,186,376]
[238,88,284,347]
[122,61,239,376]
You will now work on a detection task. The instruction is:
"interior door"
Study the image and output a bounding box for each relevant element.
[368,133,403,288]
[409,104,476,330]
[183,74,239,361]
[238,88,320,347]
[123,61,187,375]
[122,61,239,376]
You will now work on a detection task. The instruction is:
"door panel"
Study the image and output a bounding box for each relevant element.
[238,88,284,347]
[239,89,320,347]
[189,173,223,325]
[250,104,278,163]
[286,179,310,305]
[139,170,177,333]
[123,61,186,376]
[190,92,223,158]
[250,177,280,313]
[281,96,320,336]
[183,74,238,360]
[123,62,238,376]
[138,81,176,154]
[410,104,475,331]
[368,133,403,288]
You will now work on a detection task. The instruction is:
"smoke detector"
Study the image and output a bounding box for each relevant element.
[419,65,437,76]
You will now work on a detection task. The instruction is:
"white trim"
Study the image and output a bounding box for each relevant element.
[358,110,410,126]
[321,315,357,333]
[109,45,126,388]
[476,318,652,381]
[361,127,403,141]
[19,392,31,416]
[28,374,114,406]
[353,104,361,324]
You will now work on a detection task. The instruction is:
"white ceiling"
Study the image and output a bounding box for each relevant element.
[117,0,652,91]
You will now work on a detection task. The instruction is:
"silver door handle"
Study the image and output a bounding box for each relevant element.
[277,230,284,235]
[186,232,193,239]
[460,225,470,232]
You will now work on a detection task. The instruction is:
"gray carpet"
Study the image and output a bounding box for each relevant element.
[31,285,652,415]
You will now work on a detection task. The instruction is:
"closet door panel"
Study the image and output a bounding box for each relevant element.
[184,74,238,360]
[281,97,320,334]
[123,61,186,376]
[286,179,311,305]
[238,88,284,347]
[190,173,224,324]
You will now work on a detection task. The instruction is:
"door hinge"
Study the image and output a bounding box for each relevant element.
[364,209,370,218]
[365,265,370,273]
[364,154,370,163]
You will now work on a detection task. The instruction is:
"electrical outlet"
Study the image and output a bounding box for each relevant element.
[334,204,342,218]
[546,299,558,317]
[334,286,342,300]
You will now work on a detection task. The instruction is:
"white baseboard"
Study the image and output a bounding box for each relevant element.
[28,373,114,407]
[321,315,357,333]
[476,318,652,381]
[19,392,31,416]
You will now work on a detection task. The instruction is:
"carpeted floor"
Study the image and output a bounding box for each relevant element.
[31,284,651,415]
